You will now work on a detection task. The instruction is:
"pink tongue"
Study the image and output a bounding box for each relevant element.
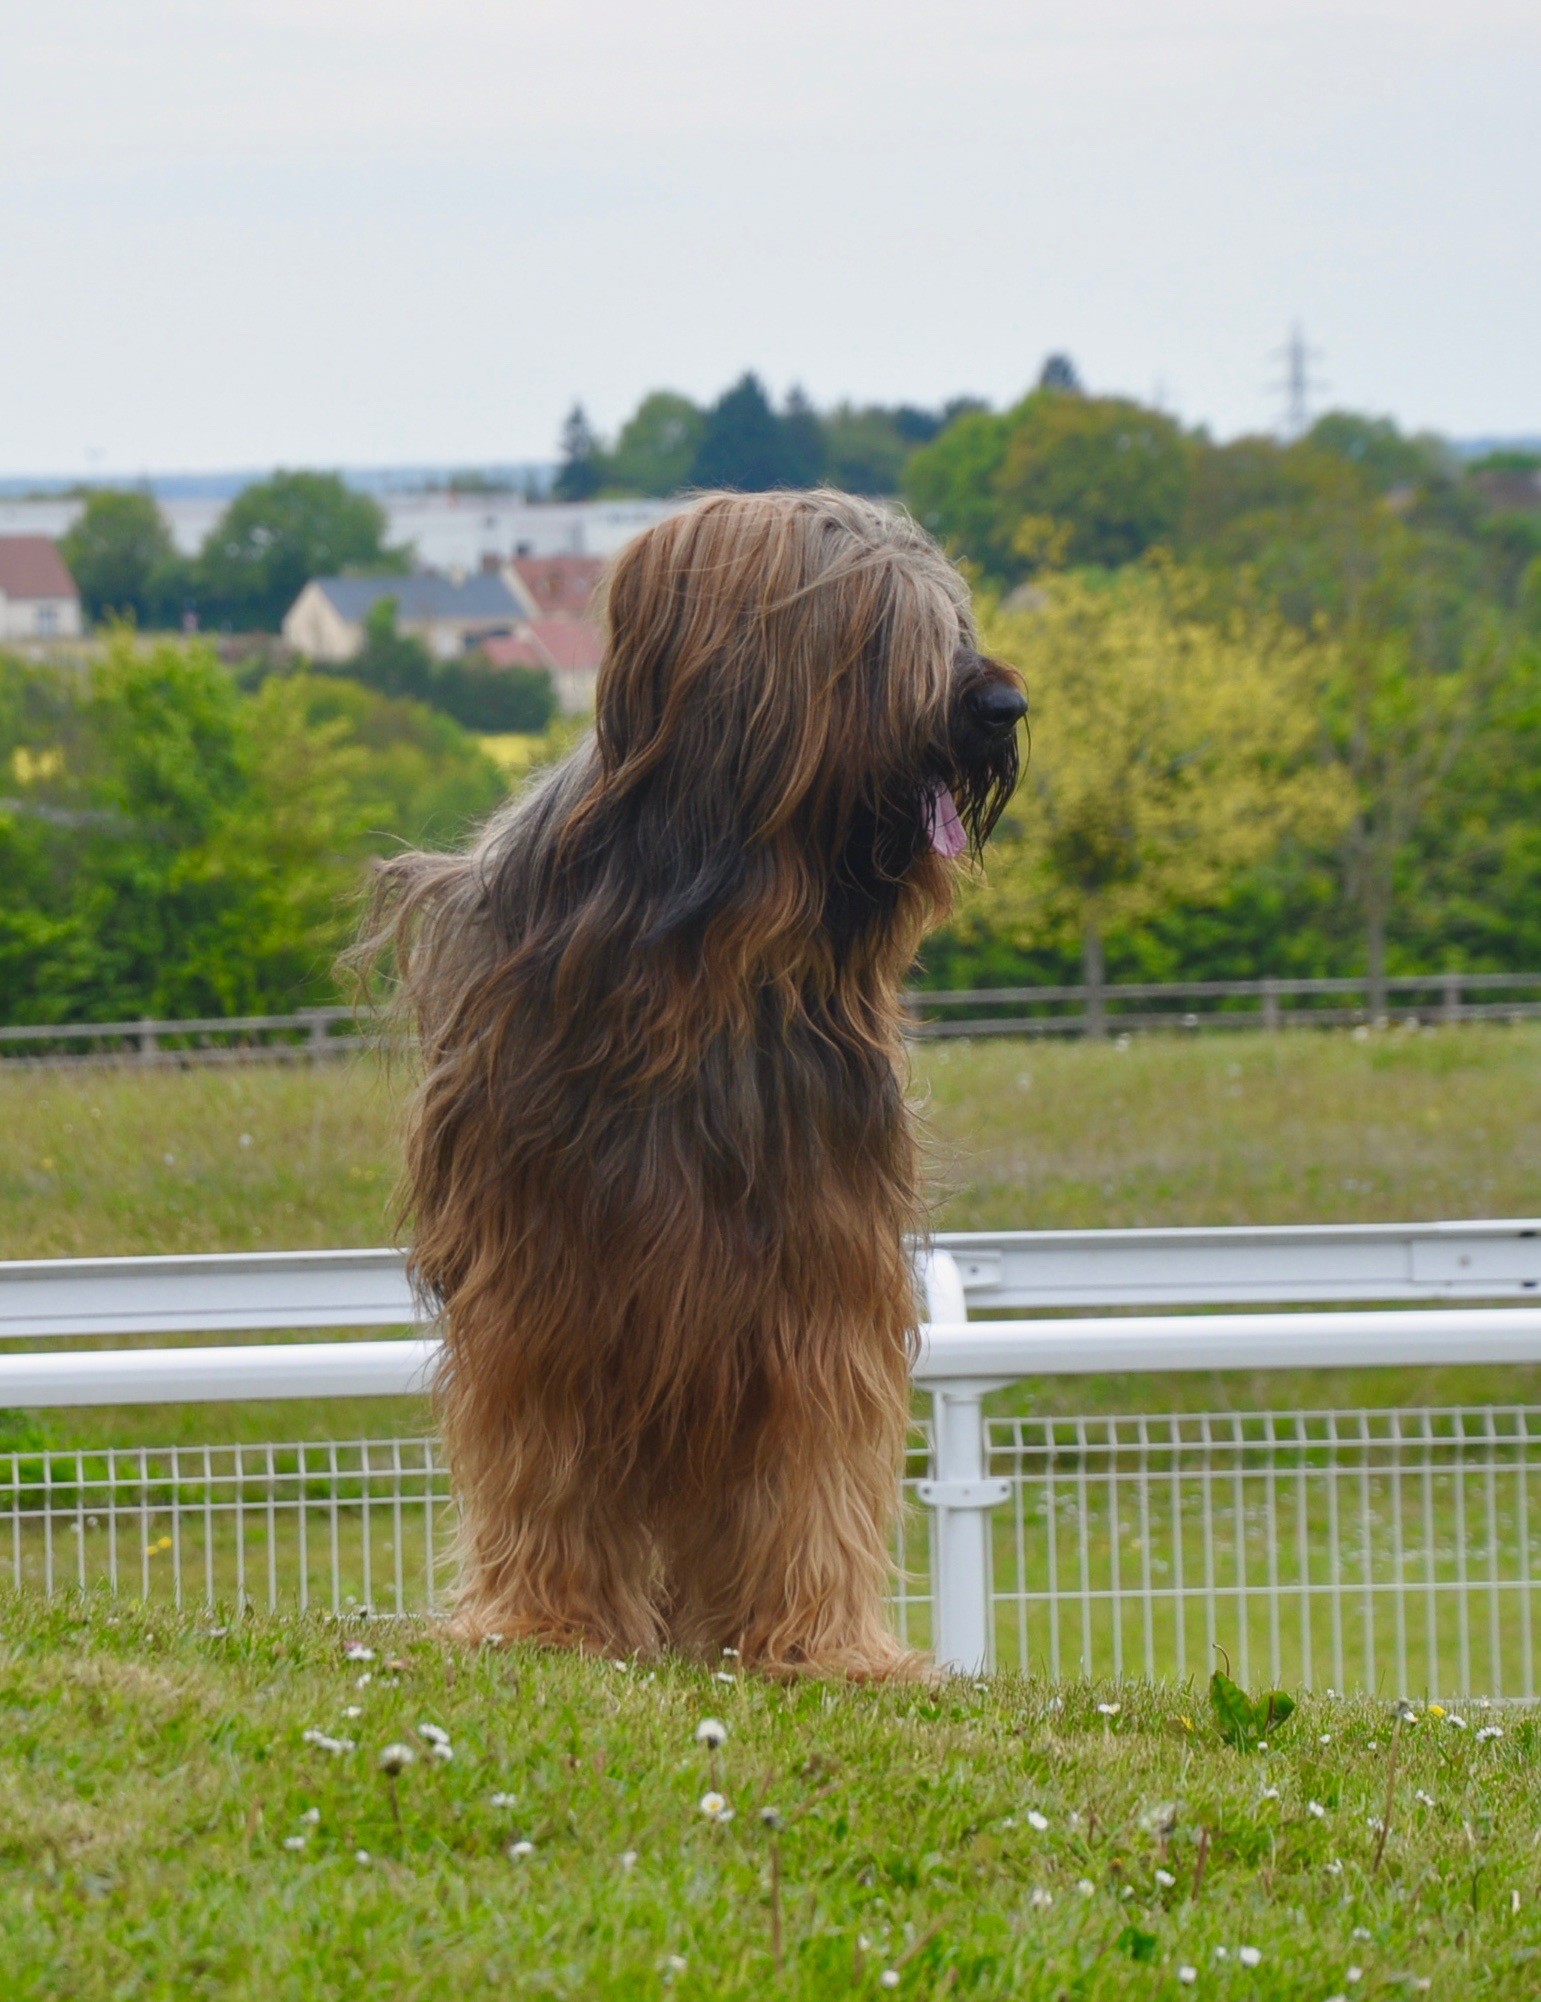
[927,786,968,858]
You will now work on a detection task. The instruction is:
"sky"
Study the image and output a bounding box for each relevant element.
[2,0,1537,477]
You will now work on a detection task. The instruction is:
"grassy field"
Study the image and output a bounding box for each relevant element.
[3,1025,1540,1449]
[6,1023,1541,1261]
[3,1594,1538,1999]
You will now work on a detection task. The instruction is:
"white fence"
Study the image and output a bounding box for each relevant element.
[6,1222,1541,1691]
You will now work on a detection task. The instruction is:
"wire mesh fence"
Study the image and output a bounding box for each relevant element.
[10,1408,1541,1698]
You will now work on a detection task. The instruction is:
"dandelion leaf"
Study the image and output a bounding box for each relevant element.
[1209,1670,1259,1750]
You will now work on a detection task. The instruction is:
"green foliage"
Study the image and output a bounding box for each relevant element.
[1208,1664,1296,1752]
[0,635,504,1022]
[996,391,1193,570]
[194,472,406,632]
[605,391,705,496]
[336,598,555,735]
[689,373,824,490]
[553,404,604,502]
[60,489,186,627]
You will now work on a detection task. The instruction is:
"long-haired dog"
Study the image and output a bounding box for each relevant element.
[363,489,1024,1677]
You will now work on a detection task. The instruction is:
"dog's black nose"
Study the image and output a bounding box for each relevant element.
[966,682,1027,737]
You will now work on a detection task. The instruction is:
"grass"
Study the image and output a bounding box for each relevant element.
[6,1023,1541,1262]
[4,1594,1539,1998]
[4,1025,1541,1448]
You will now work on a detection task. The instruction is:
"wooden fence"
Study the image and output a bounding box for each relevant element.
[4,972,1541,1064]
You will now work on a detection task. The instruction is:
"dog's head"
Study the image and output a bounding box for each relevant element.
[587,490,1024,963]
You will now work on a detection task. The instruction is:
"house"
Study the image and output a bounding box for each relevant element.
[504,553,606,621]
[0,537,82,642]
[281,572,528,663]
[480,617,606,716]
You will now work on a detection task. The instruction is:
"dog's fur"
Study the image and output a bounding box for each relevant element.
[362,490,1022,1676]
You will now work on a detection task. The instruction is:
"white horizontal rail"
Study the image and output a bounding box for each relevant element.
[8,1307,1541,1407]
[932,1220,1541,1308]
[6,1221,1541,1343]
[0,1249,420,1339]
[0,1339,438,1406]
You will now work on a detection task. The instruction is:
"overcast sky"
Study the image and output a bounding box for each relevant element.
[3,0,1537,477]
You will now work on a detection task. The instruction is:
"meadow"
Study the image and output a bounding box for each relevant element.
[3,1023,1541,1447]
[4,1593,1538,1999]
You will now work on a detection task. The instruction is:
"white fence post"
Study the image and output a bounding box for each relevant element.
[916,1250,1009,1673]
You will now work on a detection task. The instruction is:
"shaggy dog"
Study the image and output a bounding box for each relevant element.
[364,489,1024,1677]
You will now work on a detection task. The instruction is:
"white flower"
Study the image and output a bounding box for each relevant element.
[1178,1970,1197,1987]
[1327,1859,1344,1876]
[1319,1732,1332,1744]
[354,1849,371,1864]
[355,1673,372,1689]
[301,1728,355,1755]
[1075,1878,1095,1897]
[1025,1809,1049,1832]
[1030,1886,1053,1909]
[1308,1800,1327,1818]
[620,1849,638,1870]
[760,1807,785,1831]
[417,1722,450,1747]
[1239,1946,1261,1968]
[1259,1786,1280,1801]
[1476,1725,1504,1742]
[300,1807,321,1825]
[483,1632,504,1647]
[1346,1968,1363,1985]
[344,1642,375,1662]
[1366,1815,1385,1832]
[694,1718,728,1749]
[343,1705,363,1720]
[714,1671,735,1683]
[1214,1947,1229,1960]
[610,1659,630,1672]
[508,1839,535,1858]
[1155,1868,1175,1888]
[1096,1701,1121,1717]
[1513,1890,1523,1915]
[699,1791,733,1823]
[722,1646,740,1658]
[490,1791,518,1808]
[663,1956,687,1975]
[1351,1928,1371,1941]
[1446,1713,1468,1729]
[378,1742,416,1775]
[283,1834,307,1851]
[879,1975,900,1991]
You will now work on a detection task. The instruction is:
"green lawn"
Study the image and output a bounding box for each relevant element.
[5,1024,1540,1262]
[3,1027,1540,1447]
[4,1594,1538,1999]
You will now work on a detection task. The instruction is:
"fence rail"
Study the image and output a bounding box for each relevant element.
[7,972,1541,1062]
[9,1225,1541,1694]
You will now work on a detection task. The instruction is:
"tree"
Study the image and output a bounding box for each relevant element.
[689,374,802,490]
[195,472,405,632]
[0,634,507,1021]
[606,391,703,496]
[902,408,1014,574]
[553,404,605,501]
[60,489,185,627]
[994,391,1193,572]
[822,405,914,495]
[340,598,555,734]
[967,570,1351,1031]
[779,386,827,487]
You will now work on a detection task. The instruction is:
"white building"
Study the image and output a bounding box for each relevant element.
[0,537,82,641]
[282,571,529,663]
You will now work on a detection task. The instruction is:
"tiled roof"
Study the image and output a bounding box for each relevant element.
[480,617,604,675]
[509,555,605,618]
[315,572,524,622]
[0,536,78,601]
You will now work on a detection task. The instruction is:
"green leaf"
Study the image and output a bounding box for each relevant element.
[1116,1926,1159,1963]
[1260,1691,1296,1733]
[1209,1670,1258,1750]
